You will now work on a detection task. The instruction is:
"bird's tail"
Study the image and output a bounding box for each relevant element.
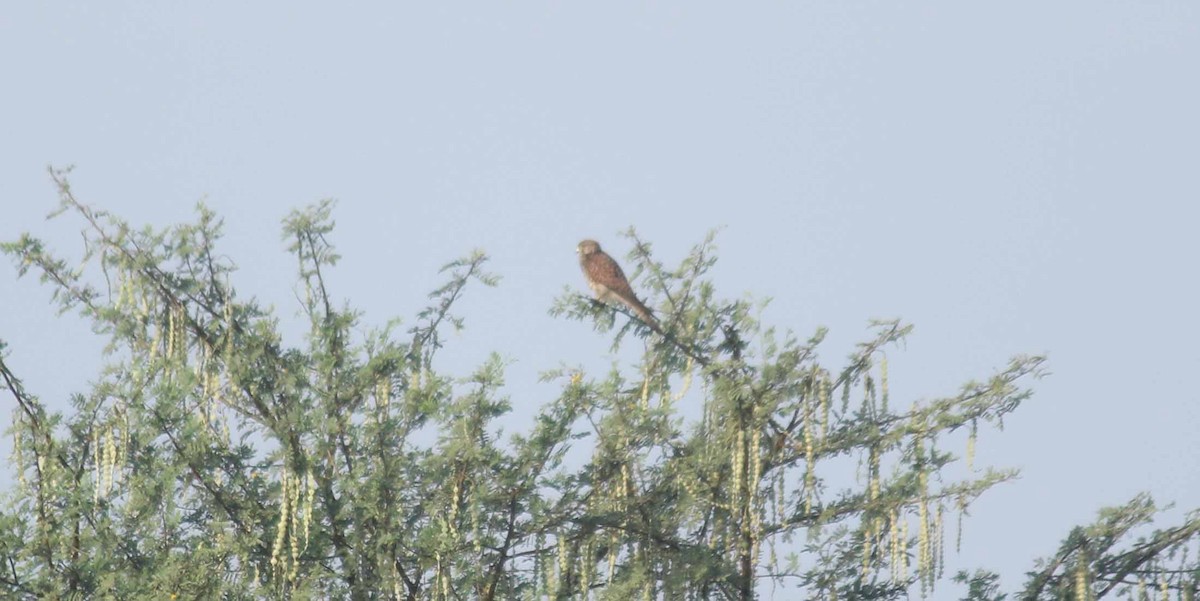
[632,302,662,334]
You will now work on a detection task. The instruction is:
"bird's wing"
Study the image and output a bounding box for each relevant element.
[589,253,658,329]
[588,252,637,299]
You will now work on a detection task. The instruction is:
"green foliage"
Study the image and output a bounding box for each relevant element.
[954,569,1006,601]
[1022,494,1200,600]
[0,169,1195,600]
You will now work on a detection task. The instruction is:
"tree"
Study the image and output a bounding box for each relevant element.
[0,169,1196,600]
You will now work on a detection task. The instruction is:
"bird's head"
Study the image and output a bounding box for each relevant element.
[577,239,601,256]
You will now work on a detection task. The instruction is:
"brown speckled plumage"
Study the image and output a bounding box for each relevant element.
[577,239,659,331]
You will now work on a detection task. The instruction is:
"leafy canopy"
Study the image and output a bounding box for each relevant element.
[0,169,1196,600]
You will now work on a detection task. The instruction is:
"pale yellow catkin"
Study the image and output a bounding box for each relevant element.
[621,464,631,508]
[222,296,234,361]
[166,305,176,359]
[733,429,745,508]
[640,370,651,411]
[751,514,762,569]
[935,503,945,579]
[149,318,161,363]
[137,288,150,320]
[608,532,618,583]
[441,555,450,601]
[919,500,930,587]
[804,441,815,514]
[449,479,460,536]
[673,357,695,402]
[956,498,966,553]
[678,464,703,502]
[750,437,763,564]
[92,428,101,504]
[197,344,208,385]
[290,470,302,582]
[819,375,830,441]
[36,455,46,488]
[471,491,482,558]
[967,419,977,471]
[880,355,889,413]
[209,371,222,408]
[305,469,316,548]
[862,534,872,578]
[104,427,117,494]
[580,539,593,597]
[557,533,569,593]
[889,510,900,582]
[542,546,555,600]
[751,426,762,500]
[1075,561,1089,601]
[14,426,27,492]
[271,472,291,571]
[121,407,130,459]
[869,446,880,501]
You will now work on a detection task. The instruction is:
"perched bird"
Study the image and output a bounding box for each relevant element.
[577,239,660,332]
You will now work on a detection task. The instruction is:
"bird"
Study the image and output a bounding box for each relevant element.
[577,239,660,332]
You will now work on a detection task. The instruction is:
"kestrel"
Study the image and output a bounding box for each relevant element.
[577,239,660,332]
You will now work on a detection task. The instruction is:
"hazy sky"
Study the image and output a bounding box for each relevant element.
[2,3,1198,596]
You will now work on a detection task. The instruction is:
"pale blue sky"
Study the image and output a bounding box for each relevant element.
[2,2,1198,596]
